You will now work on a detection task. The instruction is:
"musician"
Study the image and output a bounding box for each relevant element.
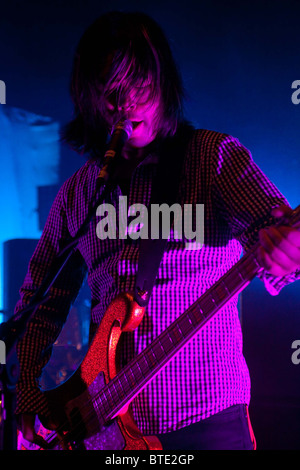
[15,11,300,450]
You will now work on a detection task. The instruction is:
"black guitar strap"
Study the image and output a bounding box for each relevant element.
[134,123,194,307]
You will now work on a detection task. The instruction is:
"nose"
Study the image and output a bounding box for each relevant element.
[117,100,136,113]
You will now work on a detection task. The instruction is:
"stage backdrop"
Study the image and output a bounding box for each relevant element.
[0,105,60,319]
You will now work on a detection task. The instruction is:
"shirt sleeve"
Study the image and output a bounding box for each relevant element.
[14,183,87,416]
[212,134,300,296]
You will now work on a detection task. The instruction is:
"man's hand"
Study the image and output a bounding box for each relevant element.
[19,413,51,449]
[257,204,300,277]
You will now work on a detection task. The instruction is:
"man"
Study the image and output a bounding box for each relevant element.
[15,11,300,450]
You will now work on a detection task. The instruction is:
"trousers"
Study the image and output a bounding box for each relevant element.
[157,404,256,450]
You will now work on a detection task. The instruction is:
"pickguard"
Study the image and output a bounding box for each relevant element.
[65,372,126,450]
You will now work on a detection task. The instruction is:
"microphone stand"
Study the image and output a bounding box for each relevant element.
[0,179,112,449]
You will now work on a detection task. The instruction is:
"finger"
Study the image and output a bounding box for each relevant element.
[22,427,52,449]
[21,414,52,449]
[259,228,300,275]
[259,227,291,265]
[276,225,300,245]
[256,245,272,271]
[256,245,290,277]
[32,433,52,450]
[271,204,293,218]
[266,226,300,266]
[271,206,300,230]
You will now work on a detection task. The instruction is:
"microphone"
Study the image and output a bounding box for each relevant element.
[97,119,133,187]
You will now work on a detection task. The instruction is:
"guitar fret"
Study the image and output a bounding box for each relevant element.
[131,361,144,383]
[177,315,193,337]
[111,378,125,401]
[157,334,173,355]
[134,360,144,379]
[104,384,117,409]
[187,313,194,326]
[209,291,218,306]
[127,366,137,387]
[137,354,151,375]
[198,295,215,315]
[145,347,158,370]
[152,338,167,360]
[96,393,110,415]
[90,397,106,425]
[213,282,229,303]
[91,395,103,416]
[175,321,183,336]
[120,373,131,395]
[191,302,206,323]
[246,252,261,273]
[223,265,247,292]
[186,308,199,327]
[121,369,134,392]
[225,270,240,291]
[220,278,231,296]
[236,263,249,282]
[167,325,183,346]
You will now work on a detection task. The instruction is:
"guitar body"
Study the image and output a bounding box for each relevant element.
[18,292,162,450]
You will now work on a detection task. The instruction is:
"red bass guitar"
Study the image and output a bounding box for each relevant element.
[18,205,300,450]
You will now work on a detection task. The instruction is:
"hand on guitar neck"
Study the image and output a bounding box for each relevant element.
[257,204,300,277]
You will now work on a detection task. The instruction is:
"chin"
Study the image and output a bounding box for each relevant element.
[129,137,151,149]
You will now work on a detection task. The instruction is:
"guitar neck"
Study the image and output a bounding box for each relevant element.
[96,244,262,422]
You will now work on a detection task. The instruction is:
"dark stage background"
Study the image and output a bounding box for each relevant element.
[1,0,300,450]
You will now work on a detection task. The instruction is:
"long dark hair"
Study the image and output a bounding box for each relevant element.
[61,11,185,158]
